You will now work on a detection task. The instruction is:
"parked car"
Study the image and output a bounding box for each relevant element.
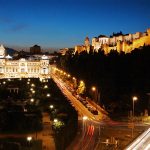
[91,110,98,115]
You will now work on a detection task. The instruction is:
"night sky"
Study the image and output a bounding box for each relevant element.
[0,0,150,49]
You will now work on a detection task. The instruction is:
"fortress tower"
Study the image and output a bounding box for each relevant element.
[84,37,90,47]
[147,28,150,36]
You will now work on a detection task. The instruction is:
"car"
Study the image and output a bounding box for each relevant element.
[91,110,98,115]
[82,100,88,105]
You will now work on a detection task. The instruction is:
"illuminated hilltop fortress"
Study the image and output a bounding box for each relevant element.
[75,28,150,54]
[0,45,51,78]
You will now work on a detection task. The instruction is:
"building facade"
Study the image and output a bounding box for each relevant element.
[74,28,150,54]
[92,28,150,54]
[0,45,51,79]
[75,37,92,54]
[30,45,41,54]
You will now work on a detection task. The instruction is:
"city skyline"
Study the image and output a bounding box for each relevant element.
[0,0,150,50]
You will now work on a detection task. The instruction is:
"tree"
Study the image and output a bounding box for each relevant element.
[76,81,86,95]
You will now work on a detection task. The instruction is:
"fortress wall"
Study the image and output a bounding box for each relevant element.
[132,35,150,49]
[109,37,116,45]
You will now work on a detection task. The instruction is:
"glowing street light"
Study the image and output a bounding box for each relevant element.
[47,93,50,97]
[54,119,58,123]
[32,90,35,94]
[80,80,84,84]
[91,86,96,92]
[27,136,32,147]
[83,116,88,120]
[50,105,54,109]
[27,136,32,142]
[30,88,33,91]
[82,116,88,133]
[44,85,48,89]
[30,98,34,102]
[31,84,35,87]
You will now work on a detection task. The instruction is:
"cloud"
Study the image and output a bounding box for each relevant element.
[10,23,28,32]
[0,17,14,24]
[0,17,28,32]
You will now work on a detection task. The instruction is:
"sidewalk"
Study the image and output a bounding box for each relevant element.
[38,112,55,150]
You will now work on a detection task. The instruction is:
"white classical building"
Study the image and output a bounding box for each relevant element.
[0,45,51,78]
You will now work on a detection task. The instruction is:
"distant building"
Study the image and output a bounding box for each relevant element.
[30,45,41,54]
[59,48,74,55]
[0,45,51,79]
[59,48,69,55]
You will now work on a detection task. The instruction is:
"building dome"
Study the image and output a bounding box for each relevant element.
[19,58,26,61]
[41,55,48,60]
[5,54,12,59]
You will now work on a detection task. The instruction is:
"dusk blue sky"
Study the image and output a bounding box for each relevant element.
[0,0,150,50]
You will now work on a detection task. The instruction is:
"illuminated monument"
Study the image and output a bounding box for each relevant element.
[75,28,150,54]
[0,45,51,78]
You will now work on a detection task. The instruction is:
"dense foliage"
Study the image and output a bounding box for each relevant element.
[0,78,78,149]
[57,46,150,116]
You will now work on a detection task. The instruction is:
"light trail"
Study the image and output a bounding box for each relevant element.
[125,128,150,150]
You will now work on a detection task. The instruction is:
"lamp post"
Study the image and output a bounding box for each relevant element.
[131,96,138,138]
[27,136,32,148]
[91,86,100,110]
[82,116,88,133]
[132,96,138,118]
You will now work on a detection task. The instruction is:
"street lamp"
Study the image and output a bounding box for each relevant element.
[32,90,35,94]
[80,80,84,84]
[44,85,48,89]
[54,118,58,123]
[31,84,35,87]
[27,136,32,147]
[91,86,100,110]
[47,93,51,97]
[82,116,88,134]
[92,86,96,92]
[50,105,54,109]
[132,96,138,118]
[27,136,32,141]
[30,98,34,103]
[30,88,33,91]
[83,116,88,120]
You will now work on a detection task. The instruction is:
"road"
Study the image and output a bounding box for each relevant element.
[52,74,107,121]
[52,73,149,150]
